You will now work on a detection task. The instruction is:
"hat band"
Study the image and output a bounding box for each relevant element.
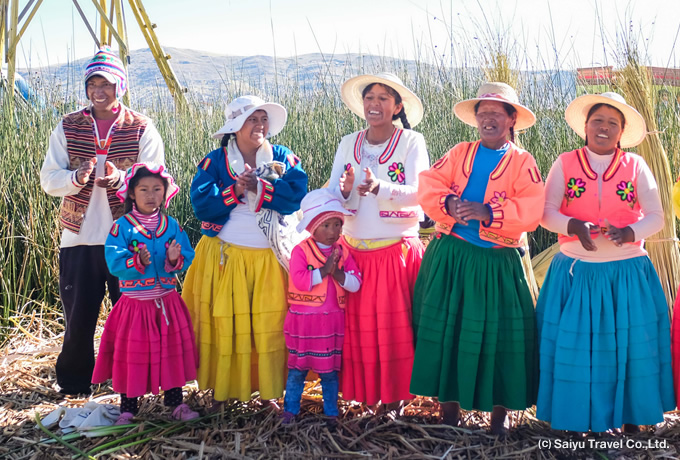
[228,104,256,120]
[479,93,511,102]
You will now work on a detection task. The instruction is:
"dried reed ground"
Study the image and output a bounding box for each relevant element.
[1,318,680,460]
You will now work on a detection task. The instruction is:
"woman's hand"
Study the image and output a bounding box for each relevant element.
[604,219,635,247]
[237,164,258,194]
[166,240,181,266]
[139,246,152,265]
[356,168,380,196]
[567,218,599,251]
[456,199,491,224]
[94,161,119,188]
[339,166,355,199]
[445,195,466,225]
[76,159,95,185]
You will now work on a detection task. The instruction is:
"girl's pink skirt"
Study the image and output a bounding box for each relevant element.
[92,290,198,398]
[340,236,423,405]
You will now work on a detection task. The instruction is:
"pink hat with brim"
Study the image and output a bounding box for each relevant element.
[296,189,353,234]
[116,163,179,208]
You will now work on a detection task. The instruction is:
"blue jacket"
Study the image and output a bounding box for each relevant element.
[191,144,308,236]
[105,213,195,292]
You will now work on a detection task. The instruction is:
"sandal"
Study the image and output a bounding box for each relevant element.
[114,412,135,426]
[171,403,199,421]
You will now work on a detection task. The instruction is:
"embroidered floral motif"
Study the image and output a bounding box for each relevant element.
[616,180,636,208]
[128,240,146,253]
[344,163,352,172]
[490,191,507,204]
[450,184,460,194]
[565,177,586,205]
[388,162,405,183]
[164,238,175,249]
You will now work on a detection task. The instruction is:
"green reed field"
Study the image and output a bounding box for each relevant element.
[2,44,680,340]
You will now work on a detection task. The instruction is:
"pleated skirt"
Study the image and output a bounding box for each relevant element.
[410,234,537,412]
[182,236,288,401]
[339,236,423,405]
[92,290,198,398]
[536,252,674,432]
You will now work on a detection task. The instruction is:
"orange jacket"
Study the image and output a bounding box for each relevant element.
[287,237,349,308]
[418,141,545,248]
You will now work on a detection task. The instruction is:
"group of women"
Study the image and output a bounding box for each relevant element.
[180,70,678,436]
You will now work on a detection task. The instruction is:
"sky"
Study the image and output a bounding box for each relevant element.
[8,0,680,71]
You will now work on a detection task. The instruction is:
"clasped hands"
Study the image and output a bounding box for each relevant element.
[567,218,634,251]
[76,158,120,187]
[318,248,346,285]
[234,164,258,197]
[339,166,380,199]
[445,195,490,226]
[138,240,182,267]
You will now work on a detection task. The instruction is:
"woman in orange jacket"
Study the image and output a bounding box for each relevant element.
[410,82,544,435]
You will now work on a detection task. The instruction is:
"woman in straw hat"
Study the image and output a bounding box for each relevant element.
[40,46,164,396]
[327,72,428,411]
[183,95,308,409]
[411,82,544,435]
[536,92,674,433]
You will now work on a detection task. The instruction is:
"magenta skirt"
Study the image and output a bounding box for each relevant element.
[284,300,345,374]
[92,291,198,398]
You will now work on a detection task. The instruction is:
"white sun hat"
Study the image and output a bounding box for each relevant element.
[341,72,424,128]
[564,92,647,148]
[296,189,354,234]
[453,82,536,131]
[212,95,288,139]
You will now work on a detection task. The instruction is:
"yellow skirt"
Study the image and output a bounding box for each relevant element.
[183,236,288,401]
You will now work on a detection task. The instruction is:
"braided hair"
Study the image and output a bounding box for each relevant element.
[584,103,626,149]
[362,83,411,130]
[220,133,236,147]
[474,101,517,143]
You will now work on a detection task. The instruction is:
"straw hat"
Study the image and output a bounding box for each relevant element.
[212,95,287,139]
[116,163,179,208]
[565,92,647,148]
[453,82,536,131]
[341,72,424,127]
[296,189,353,234]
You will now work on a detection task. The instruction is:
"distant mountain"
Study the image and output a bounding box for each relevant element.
[18,47,576,104]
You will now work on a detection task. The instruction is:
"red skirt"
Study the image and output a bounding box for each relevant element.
[92,291,198,398]
[339,236,423,405]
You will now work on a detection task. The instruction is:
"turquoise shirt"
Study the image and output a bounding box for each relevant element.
[452,142,509,248]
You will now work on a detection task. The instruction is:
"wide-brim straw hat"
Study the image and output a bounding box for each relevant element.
[453,82,536,131]
[116,162,179,208]
[565,92,647,148]
[212,95,287,139]
[341,72,424,128]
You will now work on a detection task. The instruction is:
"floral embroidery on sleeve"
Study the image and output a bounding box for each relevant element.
[565,177,586,205]
[616,181,636,208]
[388,162,405,184]
[490,191,507,204]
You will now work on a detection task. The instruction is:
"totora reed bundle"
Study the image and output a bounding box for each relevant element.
[617,54,680,317]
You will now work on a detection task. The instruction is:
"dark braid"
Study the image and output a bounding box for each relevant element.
[220,133,235,147]
[509,126,515,143]
[362,82,412,130]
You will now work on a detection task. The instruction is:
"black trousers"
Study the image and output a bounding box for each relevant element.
[56,245,120,391]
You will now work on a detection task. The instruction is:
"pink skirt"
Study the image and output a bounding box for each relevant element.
[339,236,424,405]
[92,291,198,398]
[284,300,344,374]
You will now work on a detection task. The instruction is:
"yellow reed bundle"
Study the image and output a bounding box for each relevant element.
[483,52,540,303]
[617,57,680,317]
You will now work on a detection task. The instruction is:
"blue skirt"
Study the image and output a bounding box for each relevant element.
[536,253,674,432]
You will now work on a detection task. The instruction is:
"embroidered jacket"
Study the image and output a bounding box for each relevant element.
[418,141,544,248]
[105,213,194,292]
[57,107,156,234]
[558,148,644,249]
[191,144,308,237]
[287,238,351,308]
[340,128,425,225]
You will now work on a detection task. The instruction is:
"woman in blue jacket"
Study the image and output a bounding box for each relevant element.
[183,95,307,410]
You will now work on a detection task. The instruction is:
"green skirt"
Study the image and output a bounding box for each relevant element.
[410,234,537,411]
